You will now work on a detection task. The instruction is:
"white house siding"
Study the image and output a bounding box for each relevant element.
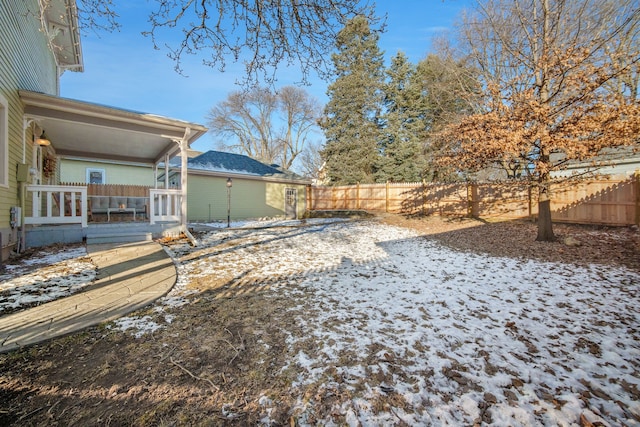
[60,158,156,186]
[0,0,60,260]
[186,174,308,222]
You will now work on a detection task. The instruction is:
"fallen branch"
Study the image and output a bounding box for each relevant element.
[47,399,63,417]
[223,328,245,365]
[18,406,44,421]
[170,357,219,391]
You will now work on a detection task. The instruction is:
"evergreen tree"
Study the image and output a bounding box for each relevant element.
[415,52,480,181]
[320,16,385,185]
[376,52,428,182]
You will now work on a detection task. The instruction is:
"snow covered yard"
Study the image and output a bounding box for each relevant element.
[158,219,640,426]
[1,218,638,425]
[0,245,95,314]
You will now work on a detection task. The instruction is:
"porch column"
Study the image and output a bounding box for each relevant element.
[179,128,191,229]
[164,153,170,189]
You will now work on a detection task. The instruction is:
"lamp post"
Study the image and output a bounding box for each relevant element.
[226,177,233,228]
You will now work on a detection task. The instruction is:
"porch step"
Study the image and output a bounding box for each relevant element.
[86,232,153,245]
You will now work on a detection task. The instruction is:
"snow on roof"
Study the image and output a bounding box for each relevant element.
[170,150,308,182]
[189,150,282,176]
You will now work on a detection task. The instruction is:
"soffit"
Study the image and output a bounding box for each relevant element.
[20,90,208,165]
[42,0,83,71]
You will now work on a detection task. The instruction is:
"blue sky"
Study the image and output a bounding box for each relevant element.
[60,0,472,153]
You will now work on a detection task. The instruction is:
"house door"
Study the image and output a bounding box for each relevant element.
[285,188,297,219]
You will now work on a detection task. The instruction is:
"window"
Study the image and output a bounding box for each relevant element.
[0,94,8,188]
[86,168,105,184]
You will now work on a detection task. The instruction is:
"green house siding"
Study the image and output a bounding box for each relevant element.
[0,0,59,95]
[60,159,156,186]
[187,175,307,222]
[1,0,59,259]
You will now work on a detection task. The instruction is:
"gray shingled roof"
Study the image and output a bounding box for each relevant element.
[171,150,307,182]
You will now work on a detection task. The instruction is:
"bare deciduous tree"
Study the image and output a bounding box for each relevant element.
[298,142,324,181]
[207,87,277,164]
[278,86,322,170]
[207,86,320,169]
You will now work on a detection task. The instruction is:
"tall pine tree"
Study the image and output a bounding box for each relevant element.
[416,53,480,181]
[376,52,428,182]
[320,16,385,185]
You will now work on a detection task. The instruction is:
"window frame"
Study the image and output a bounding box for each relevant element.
[86,168,106,184]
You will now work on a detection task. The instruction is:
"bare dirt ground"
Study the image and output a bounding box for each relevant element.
[0,215,638,426]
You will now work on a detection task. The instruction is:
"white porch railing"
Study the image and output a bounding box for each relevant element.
[149,189,182,224]
[25,185,88,227]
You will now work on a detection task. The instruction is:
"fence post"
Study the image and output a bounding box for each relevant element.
[332,186,337,210]
[635,172,640,226]
[356,182,360,210]
[422,180,427,215]
[385,181,390,213]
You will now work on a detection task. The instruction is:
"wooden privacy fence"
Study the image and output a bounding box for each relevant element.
[307,175,640,226]
[60,183,151,197]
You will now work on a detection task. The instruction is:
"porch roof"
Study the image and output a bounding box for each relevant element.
[20,90,208,165]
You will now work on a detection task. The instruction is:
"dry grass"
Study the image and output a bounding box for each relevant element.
[380,214,640,271]
[0,215,637,425]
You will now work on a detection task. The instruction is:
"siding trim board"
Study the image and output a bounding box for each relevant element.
[187,168,311,185]
[0,93,8,188]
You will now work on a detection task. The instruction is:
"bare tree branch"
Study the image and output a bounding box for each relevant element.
[95,0,379,85]
[207,86,321,169]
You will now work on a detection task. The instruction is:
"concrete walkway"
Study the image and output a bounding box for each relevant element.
[0,241,176,353]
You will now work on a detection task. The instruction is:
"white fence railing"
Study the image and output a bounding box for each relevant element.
[149,189,182,224]
[25,185,88,227]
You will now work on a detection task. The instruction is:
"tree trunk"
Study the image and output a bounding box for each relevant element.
[536,177,555,241]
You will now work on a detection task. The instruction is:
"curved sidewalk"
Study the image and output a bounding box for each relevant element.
[0,241,176,354]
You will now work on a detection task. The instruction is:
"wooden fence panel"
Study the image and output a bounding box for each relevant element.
[359,183,388,211]
[427,183,469,217]
[60,183,151,197]
[473,182,532,220]
[389,183,422,214]
[309,174,639,226]
[551,178,637,226]
[308,186,332,210]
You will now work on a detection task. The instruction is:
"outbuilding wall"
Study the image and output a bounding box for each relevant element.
[186,174,307,223]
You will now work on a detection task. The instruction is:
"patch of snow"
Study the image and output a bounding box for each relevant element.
[112,315,162,339]
[0,246,95,313]
[193,217,348,230]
